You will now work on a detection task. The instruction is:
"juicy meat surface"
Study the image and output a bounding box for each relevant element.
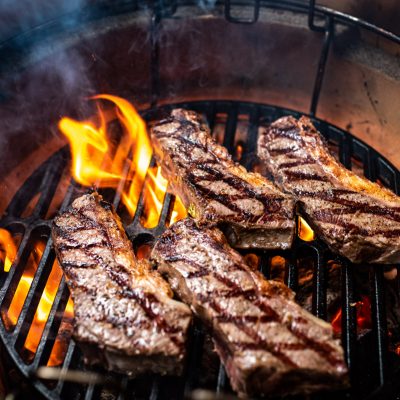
[151,108,296,250]
[151,219,348,397]
[258,115,400,264]
[52,192,191,376]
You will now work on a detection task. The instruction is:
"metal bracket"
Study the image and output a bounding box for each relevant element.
[308,0,325,32]
[225,0,260,24]
[310,16,334,117]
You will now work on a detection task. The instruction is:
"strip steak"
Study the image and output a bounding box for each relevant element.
[151,219,348,397]
[258,115,400,264]
[52,192,191,375]
[151,108,296,250]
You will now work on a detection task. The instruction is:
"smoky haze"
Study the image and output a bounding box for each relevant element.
[0,0,101,190]
[0,0,90,42]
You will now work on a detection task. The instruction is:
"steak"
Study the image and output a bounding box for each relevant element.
[150,108,296,250]
[258,115,400,264]
[151,219,348,397]
[52,192,191,376]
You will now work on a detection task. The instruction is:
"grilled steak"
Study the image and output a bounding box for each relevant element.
[151,109,296,250]
[151,219,348,397]
[258,115,400,264]
[52,192,191,375]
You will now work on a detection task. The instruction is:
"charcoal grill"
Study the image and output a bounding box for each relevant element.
[1,1,400,399]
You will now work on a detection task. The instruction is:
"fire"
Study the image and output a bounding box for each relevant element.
[331,295,372,334]
[59,94,187,224]
[5,241,46,328]
[0,228,18,272]
[24,259,70,356]
[3,240,74,366]
[47,296,74,367]
[170,195,187,226]
[141,166,168,228]
[298,216,315,241]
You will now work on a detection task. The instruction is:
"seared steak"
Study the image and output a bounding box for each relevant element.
[52,193,191,376]
[151,219,348,397]
[151,109,296,250]
[258,116,400,264]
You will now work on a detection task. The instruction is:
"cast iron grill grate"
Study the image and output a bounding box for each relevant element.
[1,100,400,399]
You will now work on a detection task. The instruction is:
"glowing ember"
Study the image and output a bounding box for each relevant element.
[331,295,372,334]
[298,216,315,242]
[0,228,18,272]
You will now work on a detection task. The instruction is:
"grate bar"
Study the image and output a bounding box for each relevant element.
[149,376,160,400]
[12,238,55,348]
[341,261,357,382]
[370,266,388,386]
[32,277,70,369]
[216,364,228,394]
[0,227,35,310]
[286,254,298,292]
[312,245,327,320]
[223,104,238,152]
[183,324,205,395]
[33,149,67,218]
[56,340,78,395]
[84,383,96,400]
[117,376,129,400]
[243,105,260,171]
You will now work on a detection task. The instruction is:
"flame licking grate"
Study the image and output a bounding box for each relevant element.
[1,99,400,400]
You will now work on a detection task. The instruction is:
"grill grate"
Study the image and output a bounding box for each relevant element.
[1,100,400,399]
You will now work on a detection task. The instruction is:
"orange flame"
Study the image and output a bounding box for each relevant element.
[24,259,69,356]
[5,241,46,328]
[298,216,315,242]
[331,295,372,334]
[170,194,187,225]
[3,240,74,366]
[59,94,187,224]
[0,228,18,272]
[59,94,152,216]
[141,166,168,228]
[47,296,74,367]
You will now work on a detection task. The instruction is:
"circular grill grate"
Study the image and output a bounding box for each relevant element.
[1,100,400,399]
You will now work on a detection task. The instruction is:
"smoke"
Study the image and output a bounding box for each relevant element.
[196,0,217,12]
[0,0,98,182]
[0,0,89,43]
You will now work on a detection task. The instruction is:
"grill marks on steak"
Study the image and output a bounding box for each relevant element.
[151,219,348,397]
[258,116,400,264]
[52,193,191,376]
[151,109,296,250]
